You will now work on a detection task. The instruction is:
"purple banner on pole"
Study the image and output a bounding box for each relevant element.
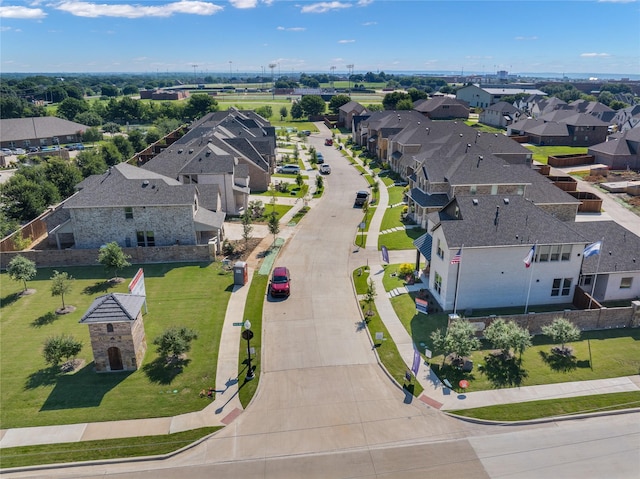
[381,245,389,264]
[411,349,420,376]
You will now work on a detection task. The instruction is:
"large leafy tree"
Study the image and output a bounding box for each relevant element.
[43,158,82,198]
[153,327,198,363]
[76,150,108,177]
[1,172,60,222]
[7,255,37,292]
[98,242,131,280]
[101,142,123,167]
[328,94,351,114]
[184,94,218,120]
[112,135,134,160]
[300,95,326,117]
[56,97,89,121]
[382,91,412,110]
[290,101,303,119]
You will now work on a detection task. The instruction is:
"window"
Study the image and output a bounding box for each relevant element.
[106,323,114,333]
[620,277,633,289]
[436,239,444,259]
[124,207,133,219]
[536,244,571,263]
[551,278,572,296]
[434,272,442,295]
[538,245,550,262]
[580,275,594,287]
[136,231,156,247]
[561,244,572,261]
[491,185,498,195]
[550,245,561,262]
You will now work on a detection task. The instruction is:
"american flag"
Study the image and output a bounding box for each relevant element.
[450,248,462,264]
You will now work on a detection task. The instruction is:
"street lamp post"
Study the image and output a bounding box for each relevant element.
[242,320,255,380]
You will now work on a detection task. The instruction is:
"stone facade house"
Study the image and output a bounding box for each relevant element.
[46,162,225,250]
[507,111,609,147]
[455,84,546,108]
[79,293,147,372]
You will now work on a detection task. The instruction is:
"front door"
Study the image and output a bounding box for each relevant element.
[107,347,123,371]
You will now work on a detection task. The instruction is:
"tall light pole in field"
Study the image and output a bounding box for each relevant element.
[192,64,198,86]
[269,63,277,99]
[330,66,336,90]
[347,64,354,94]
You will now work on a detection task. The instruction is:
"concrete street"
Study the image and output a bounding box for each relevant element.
[2,125,639,478]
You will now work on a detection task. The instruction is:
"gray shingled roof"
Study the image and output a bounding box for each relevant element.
[435,195,586,249]
[79,293,146,324]
[65,162,195,208]
[572,221,640,274]
[0,117,89,142]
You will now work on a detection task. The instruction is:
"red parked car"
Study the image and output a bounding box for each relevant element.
[269,266,291,297]
[325,138,333,146]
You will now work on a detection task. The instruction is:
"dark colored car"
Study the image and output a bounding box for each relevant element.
[325,138,333,146]
[269,266,291,297]
[355,190,370,207]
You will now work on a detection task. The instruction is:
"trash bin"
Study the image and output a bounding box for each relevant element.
[233,261,248,285]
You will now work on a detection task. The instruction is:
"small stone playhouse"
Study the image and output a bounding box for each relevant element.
[79,293,147,372]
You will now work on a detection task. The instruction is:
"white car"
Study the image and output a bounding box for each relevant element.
[319,164,331,174]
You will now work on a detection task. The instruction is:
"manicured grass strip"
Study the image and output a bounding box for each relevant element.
[289,206,310,224]
[448,391,640,422]
[0,427,219,469]
[378,227,425,250]
[380,205,404,231]
[352,267,370,295]
[360,301,423,397]
[238,272,268,408]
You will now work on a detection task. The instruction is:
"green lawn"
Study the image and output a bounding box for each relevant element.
[385,288,640,392]
[380,205,404,231]
[524,145,589,164]
[352,267,423,397]
[0,427,219,469]
[1,262,230,429]
[378,227,425,250]
[386,185,407,205]
[449,392,640,421]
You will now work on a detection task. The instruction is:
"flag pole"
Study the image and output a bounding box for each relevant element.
[524,243,536,314]
[453,244,463,315]
[588,238,604,309]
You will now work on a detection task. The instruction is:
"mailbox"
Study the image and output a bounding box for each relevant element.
[233,261,248,285]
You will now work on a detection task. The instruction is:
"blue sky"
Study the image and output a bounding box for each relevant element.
[1,0,639,76]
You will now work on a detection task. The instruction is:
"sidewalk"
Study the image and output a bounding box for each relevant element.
[352,156,640,413]
[0,195,308,449]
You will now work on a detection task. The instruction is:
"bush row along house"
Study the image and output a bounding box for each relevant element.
[350,107,640,312]
[45,109,275,251]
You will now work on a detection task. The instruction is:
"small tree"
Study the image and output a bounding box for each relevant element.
[316,174,324,190]
[241,212,253,249]
[295,172,304,189]
[267,212,280,245]
[484,318,532,360]
[364,278,377,318]
[98,242,131,281]
[542,317,581,356]
[372,180,380,202]
[7,255,37,293]
[431,319,480,367]
[279,106,288,120]
[398,263,414,276]
[153,327,198,364]
[43,334,82,367]
[50,270,74,310]
[248,200,265,219]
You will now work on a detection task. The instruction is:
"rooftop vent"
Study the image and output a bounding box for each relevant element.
[178,149,183,154]
[503,198,510,204]
[189,149,194,154]
[142,180,149,186]
[472,198,479,205]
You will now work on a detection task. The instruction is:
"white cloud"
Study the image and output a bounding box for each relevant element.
[0,5,47,19]
[229,0,257,8]
[338,39,355,44]
[515,36,538,41]
[357,0,373,5]
[277,26,306,31]
[362,21,376,26]
[580,52,611,57]
[597,0,636,3]
[301,2,351,14]
[54,1,223,18]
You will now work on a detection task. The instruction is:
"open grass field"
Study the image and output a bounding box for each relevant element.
[1,262,231,429]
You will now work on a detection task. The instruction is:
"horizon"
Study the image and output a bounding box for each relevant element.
[1,1,639,76]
